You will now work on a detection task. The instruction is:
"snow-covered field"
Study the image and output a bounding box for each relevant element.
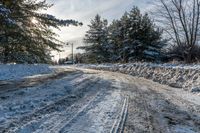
[0,64,53,80]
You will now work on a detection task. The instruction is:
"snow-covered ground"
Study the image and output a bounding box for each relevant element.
[0,67,125,133]
[0,66,199,133]
[77,62,200,70]
[1,62,200,92]
[0,64,53,80]
[77,63,200,93]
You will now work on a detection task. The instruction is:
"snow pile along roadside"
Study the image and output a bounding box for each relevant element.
[0,64,53,80]
[77,63,200,93]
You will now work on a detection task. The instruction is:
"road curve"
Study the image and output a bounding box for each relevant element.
[0,67,199,133]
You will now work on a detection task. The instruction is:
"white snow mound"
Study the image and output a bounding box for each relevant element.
[77,63,200,93]
[0,64,53,80]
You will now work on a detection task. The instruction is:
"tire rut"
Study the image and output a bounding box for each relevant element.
[120,76,171,133]
[0,70,83,95]
[1,76,100,133]
[59,81,123,133]
[125,76,200,133]
[110,97,129,133]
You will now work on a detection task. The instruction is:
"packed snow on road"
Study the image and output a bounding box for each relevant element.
[0,64,199,133]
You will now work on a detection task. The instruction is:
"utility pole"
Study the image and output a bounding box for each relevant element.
[58,52,61,60]
[71,43,74,64]
[66,42,74,64]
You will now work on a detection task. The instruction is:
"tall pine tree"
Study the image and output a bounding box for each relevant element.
[108,6,166,62]
[79,14,109,63]
[0,0,81,63]
[0,2,16,59]
[107,20,123,62]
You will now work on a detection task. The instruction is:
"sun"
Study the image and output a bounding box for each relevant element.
[31,17,38,24]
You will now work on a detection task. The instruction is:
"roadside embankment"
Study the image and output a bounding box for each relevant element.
[77,63,200,93]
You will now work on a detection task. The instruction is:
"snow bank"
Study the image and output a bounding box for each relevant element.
[0,64,53,80]
[77,63,200,92]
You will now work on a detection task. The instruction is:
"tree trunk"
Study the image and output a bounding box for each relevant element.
[186,51,192,63]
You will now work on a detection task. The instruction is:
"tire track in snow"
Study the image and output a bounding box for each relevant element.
[125,76,169,133]
[34,79,104,133]
[110,97,129,133]
[59,86,123,133]
[0,70,83,95]
[1,75,100,133]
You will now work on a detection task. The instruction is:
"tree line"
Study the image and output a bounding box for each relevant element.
[79,7,166,63]
[79,0,200,64]
[1,0,200,64]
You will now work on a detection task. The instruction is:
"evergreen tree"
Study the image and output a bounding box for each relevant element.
[108,12,130,63]
[0,2,16,61]
[128,7,166,61]
[120,12,132,63]
[141,14,166,61]
[0,0,81,63]
[108,6,166,62]
[79,14,109,63]
[0,3,14,25]
[107,20,123,62]
[80,6,166,63]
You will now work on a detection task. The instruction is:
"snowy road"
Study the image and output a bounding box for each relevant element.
[0,67,200,133]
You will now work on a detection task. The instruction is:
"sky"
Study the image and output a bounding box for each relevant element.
[46,0,153,59]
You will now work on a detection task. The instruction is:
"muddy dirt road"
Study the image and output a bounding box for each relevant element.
[0,67,199,133]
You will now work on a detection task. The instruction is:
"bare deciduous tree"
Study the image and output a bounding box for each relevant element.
[154,0,200,62]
